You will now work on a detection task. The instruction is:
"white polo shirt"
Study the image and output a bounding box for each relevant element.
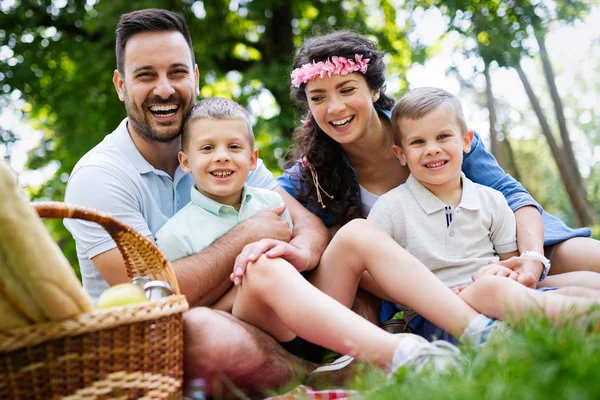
[367,173,517,289]
[64,118,278,302]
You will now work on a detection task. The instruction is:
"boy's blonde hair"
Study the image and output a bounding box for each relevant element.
[391,87,468,146]
[182,97,254,151]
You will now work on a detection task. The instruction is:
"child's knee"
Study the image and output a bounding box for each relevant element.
[244,255,291,293]
[460,275,506,303]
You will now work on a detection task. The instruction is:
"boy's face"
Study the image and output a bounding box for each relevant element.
[393,105,473,192]
[179,118,258,207]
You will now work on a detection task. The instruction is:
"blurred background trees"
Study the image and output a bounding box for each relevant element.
[1,0,599,271]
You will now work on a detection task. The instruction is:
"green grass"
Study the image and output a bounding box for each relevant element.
[347,307,600,400]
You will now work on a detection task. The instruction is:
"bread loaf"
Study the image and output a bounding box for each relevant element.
[0,160,93,325]
[0,291,31,331]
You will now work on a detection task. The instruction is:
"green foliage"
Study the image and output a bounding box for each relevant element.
[352,308,600,399]
[1,0,413,268]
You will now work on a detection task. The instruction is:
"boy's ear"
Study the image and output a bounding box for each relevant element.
[113,70,125,102]
[178,151,191,173]
[249,148,258,171]
[463,130,474,153]
[392,145,407,166]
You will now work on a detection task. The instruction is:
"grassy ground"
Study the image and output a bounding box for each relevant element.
[347,306,600,400]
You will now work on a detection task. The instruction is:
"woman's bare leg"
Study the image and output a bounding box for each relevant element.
[540,270,600,290]
[310,219,480,338]
[459,275,599,322]
[549,237,600,274]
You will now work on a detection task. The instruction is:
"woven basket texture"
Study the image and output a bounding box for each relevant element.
[0,202,189,399]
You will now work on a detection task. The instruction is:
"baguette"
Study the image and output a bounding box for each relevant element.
[0,290,31,331]
[0,160,93,322]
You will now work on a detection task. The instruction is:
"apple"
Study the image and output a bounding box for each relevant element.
[97,283,148,309]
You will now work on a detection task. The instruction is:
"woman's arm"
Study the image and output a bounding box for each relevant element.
[463,134,545,284]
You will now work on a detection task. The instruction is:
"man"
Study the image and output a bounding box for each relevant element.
[64,8,329,396]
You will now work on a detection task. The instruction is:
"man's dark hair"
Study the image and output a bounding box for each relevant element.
[115,8,195,75]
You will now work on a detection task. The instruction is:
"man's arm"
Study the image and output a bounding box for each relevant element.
[92,206,292,307]
[171,205,292,307]
[230,188,330,284]
[274,187,329,270]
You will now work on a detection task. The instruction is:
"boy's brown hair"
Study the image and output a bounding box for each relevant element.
[182,97,254,151]
[391,87,468,146]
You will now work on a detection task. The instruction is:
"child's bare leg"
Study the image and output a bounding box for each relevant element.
[540,271,600,290]
[232,254,404,366]
[459,275,598,322]
[310,219,480,338]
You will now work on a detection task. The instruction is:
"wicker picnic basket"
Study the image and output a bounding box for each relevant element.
[0,202,189,399]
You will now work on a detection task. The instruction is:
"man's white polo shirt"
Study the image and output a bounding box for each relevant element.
[367,173,517,289]
[64,118,277,302]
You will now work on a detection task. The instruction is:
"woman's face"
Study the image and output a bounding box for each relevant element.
[304,73,379,145]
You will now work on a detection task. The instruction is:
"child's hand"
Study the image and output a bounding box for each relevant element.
[472,260,519,282]
[452,284,469,295]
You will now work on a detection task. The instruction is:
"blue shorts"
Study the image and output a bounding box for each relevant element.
[406,286,558,343]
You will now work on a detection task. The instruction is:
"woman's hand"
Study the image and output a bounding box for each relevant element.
[472,258,540,289]
[496,256,541,289]
[472,260,519,282]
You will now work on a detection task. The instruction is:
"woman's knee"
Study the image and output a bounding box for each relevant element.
[331,219,375,250]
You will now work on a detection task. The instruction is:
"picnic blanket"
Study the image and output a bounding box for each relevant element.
[265,385,358,400]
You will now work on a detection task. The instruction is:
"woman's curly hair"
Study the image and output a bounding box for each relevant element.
[285,30,395,225]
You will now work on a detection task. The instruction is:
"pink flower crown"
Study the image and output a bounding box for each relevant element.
[291,54,370,88]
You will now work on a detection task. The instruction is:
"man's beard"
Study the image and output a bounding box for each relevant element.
[127,111,181,143]
[123,90,191,144]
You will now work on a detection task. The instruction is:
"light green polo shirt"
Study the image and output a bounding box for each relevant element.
[156,184,293,261]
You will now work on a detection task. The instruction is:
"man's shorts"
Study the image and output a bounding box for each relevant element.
[281,336,326,363]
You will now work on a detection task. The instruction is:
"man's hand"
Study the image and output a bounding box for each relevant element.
[242,204,293,243]
[230,239,311,285]
[229,205,293,286]
[472,260,519,282]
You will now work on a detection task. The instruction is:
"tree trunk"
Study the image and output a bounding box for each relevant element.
[535,32,586,191]
[515,63,594,226]
[503,134,522,183]
[484,62,502,165]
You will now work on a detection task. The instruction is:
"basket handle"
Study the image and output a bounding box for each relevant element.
[33,201,181,295]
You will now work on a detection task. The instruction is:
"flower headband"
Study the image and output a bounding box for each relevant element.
[291,54,370,88]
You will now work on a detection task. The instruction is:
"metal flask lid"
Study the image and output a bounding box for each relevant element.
[143,280,174,301]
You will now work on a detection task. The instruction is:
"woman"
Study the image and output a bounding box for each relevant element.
[277,30,599,333]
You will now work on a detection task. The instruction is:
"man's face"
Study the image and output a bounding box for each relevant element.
[113,31,199,143]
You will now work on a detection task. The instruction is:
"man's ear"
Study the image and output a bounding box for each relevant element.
[463,130,474,153]
[392,145,407,166]
[194,64,200,97]
[179,151,191,173]
[249,148,258,171]
[113,70,125,102]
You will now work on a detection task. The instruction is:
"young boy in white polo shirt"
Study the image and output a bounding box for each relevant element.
[367,87,600,342]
